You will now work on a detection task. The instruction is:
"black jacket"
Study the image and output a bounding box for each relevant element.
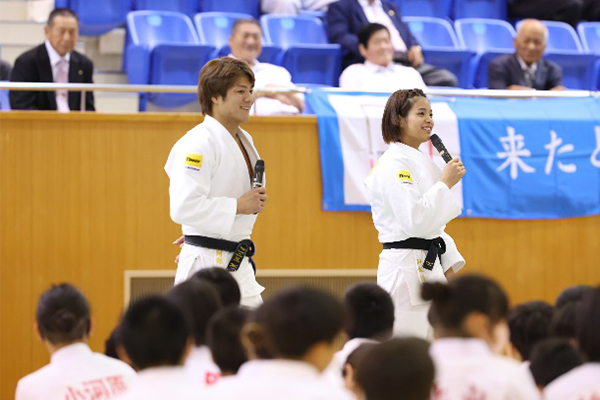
[9,43,95,111]
[488,53,563,90]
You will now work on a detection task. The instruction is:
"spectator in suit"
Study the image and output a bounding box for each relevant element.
[488,19,564,91]
[327,0,457,87]
[9,8,95,111]
[0,60,11,80]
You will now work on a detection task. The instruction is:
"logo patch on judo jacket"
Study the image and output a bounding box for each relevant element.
[185,154,202,170]
[397,170,413,183]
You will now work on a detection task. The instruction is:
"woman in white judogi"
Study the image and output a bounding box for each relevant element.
[365,89,466,338]
[424,275,541,400]
[165,58,267,307]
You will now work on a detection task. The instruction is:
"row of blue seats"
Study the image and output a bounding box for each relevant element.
[126,12,341,108]
[408,17,600,90]
[55,0,262,36]
[55,0,510,37]
[126,12,600,108]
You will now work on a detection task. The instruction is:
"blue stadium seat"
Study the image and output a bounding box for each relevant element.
[455,18,515,88]
[578,22,600,89]
[260,15,342,85]
[125,11,216,108]
[57,0,129,36]
[392,0,452,18]
[0,89,9,110]
[194,12,253,56]
[530,20,596,90]
[454,0,507,20]
[132,0,198,17]
[200,0,259,19]
[404,17,472,87]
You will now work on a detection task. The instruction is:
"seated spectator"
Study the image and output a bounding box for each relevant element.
[488,19,564,91]
[15,283,136,400]
[327,0,457,86]
[507,301,554,364]
[322,282,394,387]
[206,306,251,377]
[424,274,540,400]
[544,287,600,400]
[355,338,434,400]
[193,267,242,307]
[529,338,582,391]
[9,8,95,111]
[340,342,376,398]
[228,18,304,115]
[0,60,11,80]
[262,0,338,14]
[339,23,426,91]
[206,286,354,400]
[167,279,223,386]
[116,295,203,400]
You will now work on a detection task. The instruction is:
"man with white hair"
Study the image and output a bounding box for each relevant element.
[488,19,564,90]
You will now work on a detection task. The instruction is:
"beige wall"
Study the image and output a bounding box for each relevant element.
[1,112,599,399]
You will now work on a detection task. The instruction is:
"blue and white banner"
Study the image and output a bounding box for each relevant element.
[306,88,600,219]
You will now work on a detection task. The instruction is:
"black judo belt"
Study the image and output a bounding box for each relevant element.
[184,235,256,274]
[382,237,446,271]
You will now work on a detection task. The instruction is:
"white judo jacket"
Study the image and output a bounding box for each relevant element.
[544,363,600,400]
[430,339,541,400]
[365,142,465,307]
[165,115,264,298]
[15,343,136,400]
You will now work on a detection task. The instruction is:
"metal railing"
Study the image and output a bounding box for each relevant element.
[0,82,597,112]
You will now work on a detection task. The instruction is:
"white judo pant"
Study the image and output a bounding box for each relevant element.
[377,248,447,340]
[175,243,264,308]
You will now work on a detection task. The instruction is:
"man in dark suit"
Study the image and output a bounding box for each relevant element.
[327,0,457,87]
[488,19,564,91]
[10,8,95,111]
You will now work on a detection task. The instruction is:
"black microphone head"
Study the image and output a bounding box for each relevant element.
[430,134,442,149]
[254,159,264,173]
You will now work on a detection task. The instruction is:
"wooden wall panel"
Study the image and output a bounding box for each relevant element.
[1,111,599,400]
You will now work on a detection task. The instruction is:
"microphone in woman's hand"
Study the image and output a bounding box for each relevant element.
[430,134,453,163]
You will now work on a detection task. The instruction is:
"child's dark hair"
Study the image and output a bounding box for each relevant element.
[167,279,222,346]
[529,338,582,387]
[343,283,394,340]
[119,295,191,369]
[36,283,91,344]
[253,286,344,357]
[508,301,554,360]
[422,274,509,331]
[207,306,250,374]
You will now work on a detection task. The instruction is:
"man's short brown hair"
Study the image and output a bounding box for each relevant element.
[197,57,255,116]
[381,89,427,144]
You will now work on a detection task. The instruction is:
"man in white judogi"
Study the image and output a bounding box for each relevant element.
[165,57,267,307]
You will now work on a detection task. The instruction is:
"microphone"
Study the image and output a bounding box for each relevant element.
[252,160,265,188]
[430,134,453,164]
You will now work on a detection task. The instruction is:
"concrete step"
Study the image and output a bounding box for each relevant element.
[0,0,58,22]
[0,20,45,45]
[93,70,128,84]
[95,91,139,113]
